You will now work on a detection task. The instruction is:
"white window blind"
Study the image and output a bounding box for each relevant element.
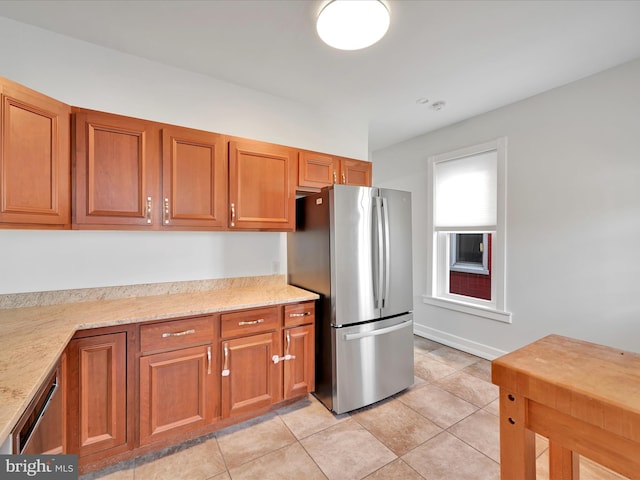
[433,150,497,229]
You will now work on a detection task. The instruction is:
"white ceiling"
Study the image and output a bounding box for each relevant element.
[1,0,639,151]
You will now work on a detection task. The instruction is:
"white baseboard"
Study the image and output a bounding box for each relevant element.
[413,324,508,360]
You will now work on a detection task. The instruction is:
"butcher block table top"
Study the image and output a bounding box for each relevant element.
[0,278,318,444]
[491,334,640,479]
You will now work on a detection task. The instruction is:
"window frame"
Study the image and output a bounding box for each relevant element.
[423,137,511,323]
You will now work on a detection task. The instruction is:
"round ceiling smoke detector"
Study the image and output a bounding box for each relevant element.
[317,0,390,51]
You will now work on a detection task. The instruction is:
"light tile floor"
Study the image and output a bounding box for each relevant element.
[80,337,627,480]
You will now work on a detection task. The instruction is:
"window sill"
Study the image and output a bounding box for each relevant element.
[421,295,512,324]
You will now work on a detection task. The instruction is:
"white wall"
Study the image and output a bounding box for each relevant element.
[373,58,640,356]
[0,17,367,294]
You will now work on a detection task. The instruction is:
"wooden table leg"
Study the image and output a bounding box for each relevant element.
[498,388,536,480]
[549,440,580,480]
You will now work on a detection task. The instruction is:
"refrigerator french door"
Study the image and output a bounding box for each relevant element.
[288,185,414,413]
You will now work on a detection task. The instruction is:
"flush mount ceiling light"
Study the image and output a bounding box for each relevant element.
[316,0,390,51]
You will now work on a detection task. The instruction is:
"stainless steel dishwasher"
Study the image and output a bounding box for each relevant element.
[12,362,63,454]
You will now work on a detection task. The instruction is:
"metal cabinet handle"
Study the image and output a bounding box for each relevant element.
[343,319,412,341]
[230,202,236,227]
[145,196,152,224]
[161,328,196,338]
[333,170,337,184]
[273,331,296,363]
[289,312,310,318]
[238,318,264,326]
[285,330,290,356]
[207,346,212,375]
[222,343,230,376]
[163,197,170,225]
[342,172,346,184]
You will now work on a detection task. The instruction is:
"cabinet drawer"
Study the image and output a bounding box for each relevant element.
[140,316,214,353]
[221,307,280,339]
[284,302,315,327]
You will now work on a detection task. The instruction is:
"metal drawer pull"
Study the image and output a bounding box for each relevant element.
[222,343,230,376]
[207,346,212,375]
[289,312,311,317]
[162,328,196,338]
[238,318,264,326]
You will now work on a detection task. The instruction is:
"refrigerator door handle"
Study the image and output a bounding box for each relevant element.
[343,319,413,341]
[373,196,384,309]
[374,196,385,310]
[381,197,391,309]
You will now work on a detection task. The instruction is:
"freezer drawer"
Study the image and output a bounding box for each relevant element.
[332,313,414,414]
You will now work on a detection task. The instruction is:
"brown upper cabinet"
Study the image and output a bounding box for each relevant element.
[229,138,296,231]
[298,150,371,191]
[341,158,372,187]
[73,108,159,228]
[0,78,365,232]
[0,78,70,228]
[161,126,227,229]
[73,109,227,230]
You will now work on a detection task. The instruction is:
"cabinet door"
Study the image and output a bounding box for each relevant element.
[73,109,160,227]
[139,345,216,446]
[341,158,372,187]
[161,127,227,229]
[0,78,70,227]
[298,151,338,189]
[221,332,282,418]
[283,325,315,399]
[229,139,296,231]
[66,332,128,458]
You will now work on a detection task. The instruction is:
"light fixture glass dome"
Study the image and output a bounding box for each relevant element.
[316,0,390,51]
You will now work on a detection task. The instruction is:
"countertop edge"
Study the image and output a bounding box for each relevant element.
[0,284,319,444]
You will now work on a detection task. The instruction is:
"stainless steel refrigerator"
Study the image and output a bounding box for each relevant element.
[288,184,414,414]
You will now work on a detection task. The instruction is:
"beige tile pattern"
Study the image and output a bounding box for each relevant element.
[215,413,297,469]
[300,418,396,480]
[433,370,499,407]
[402,431,500,480]
[81,337,627,480]
[364,459,424,479]
[227,443,326,480]
[133,435,226,480]
[277,395,348,439]
[350,397,442,455]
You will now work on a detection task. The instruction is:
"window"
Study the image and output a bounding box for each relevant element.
[450,233,489,274]
[423,138,510,323]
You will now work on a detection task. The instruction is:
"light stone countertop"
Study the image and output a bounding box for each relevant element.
[0,279,318,444]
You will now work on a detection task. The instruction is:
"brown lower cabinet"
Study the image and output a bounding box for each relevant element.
[138,315,218,446]
[220,306,283,418]
[65,326,135,465]
[283,302,315,399]
[283,324,315,399]
[63,301,314,474]
[221,331,282,418]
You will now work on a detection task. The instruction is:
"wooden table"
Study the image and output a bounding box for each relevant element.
[491,334,640,480]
